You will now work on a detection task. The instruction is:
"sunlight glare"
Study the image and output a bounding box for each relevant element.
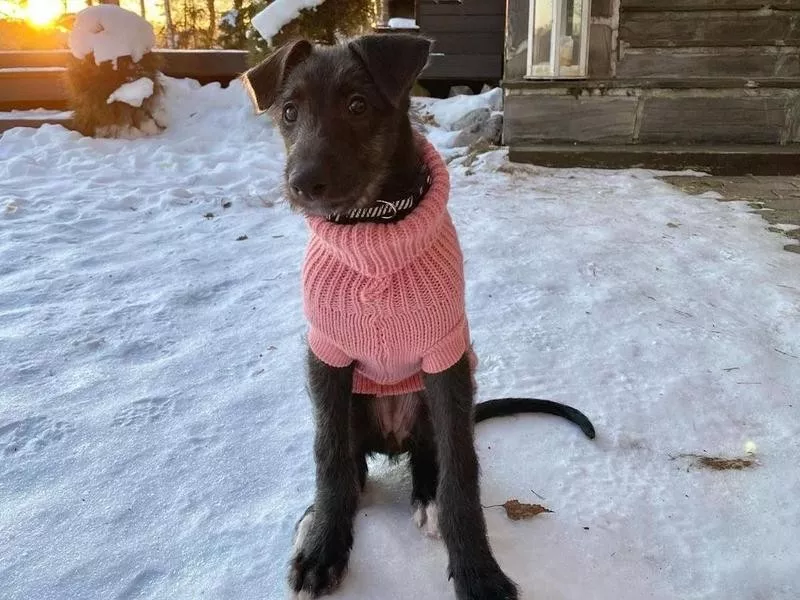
[25,0,64,28]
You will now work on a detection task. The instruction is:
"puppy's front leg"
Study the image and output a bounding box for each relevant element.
[289,349,359,598]
[423,355,519,600]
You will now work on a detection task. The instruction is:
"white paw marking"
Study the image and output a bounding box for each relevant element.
[413,502,440,539]
[413,503,427,528]
[293,508,315,553]
[287,510,316,599]
[423,503,440,539]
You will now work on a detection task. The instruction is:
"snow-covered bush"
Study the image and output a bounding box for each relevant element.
[64,5,166,139]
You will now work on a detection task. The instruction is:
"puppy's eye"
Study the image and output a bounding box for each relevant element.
[283,103,298,123]
[348,96,367,116]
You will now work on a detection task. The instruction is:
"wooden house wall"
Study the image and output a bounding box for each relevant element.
[416,0,505,80]
[503,0,800,148]
[618,0,800,78]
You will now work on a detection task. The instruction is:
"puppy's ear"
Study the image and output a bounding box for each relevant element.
[241,39,312,113]
[348,34,432,108]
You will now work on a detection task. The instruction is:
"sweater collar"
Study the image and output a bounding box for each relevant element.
[305,134,451,278]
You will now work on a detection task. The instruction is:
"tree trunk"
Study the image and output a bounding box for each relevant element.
[139,0,146,19]
[163,0,175,48]
[379,0,390,26]
[206,0,216,47]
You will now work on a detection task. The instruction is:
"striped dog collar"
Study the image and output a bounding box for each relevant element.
[327,165,433,225]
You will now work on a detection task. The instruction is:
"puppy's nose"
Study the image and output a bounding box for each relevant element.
[289,168,328,199]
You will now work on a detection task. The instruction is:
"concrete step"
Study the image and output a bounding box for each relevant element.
[508,144,800,175]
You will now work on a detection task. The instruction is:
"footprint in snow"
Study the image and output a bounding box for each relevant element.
[0,416,75,457]
[112,396,176,428]
[115,568,166,600]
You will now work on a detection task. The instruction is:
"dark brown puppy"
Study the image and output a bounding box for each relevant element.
[243,35,594,600]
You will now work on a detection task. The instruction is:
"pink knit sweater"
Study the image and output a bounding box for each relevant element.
[302,135,473,397]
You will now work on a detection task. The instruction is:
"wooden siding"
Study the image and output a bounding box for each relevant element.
[417,0,504,80]
[618,0,800,79]
[503,86,800,146]
[620,11,800,48]
[589,23,614,78]
[504,0,800,157]
[424,54,501,80]
[621,0,800,10]
[504,95,639,144]
[592,0,615,17]
[638,97,788,143]
[420,0,504,16]
[432,32,500,55]
[617,47,800,78]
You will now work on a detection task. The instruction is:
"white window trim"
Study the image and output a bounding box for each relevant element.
[525,0,591,79]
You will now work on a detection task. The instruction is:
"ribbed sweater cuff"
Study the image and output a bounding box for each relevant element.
[307,327,353,369]
[421,317,469,374]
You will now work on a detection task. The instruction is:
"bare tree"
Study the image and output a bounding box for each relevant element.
[163,0,176,48]
[379,0,389,26]
[205,0,215,46]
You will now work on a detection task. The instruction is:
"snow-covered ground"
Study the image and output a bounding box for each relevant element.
[1,78,799,600]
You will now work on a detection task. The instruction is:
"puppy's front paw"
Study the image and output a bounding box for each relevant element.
[288,545,349,599]
[288,508,352,598]
[452,564,519,600]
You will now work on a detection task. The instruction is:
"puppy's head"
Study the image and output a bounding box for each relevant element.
[242,34,432,217]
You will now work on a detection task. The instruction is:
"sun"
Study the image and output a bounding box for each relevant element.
[25,0,64,28]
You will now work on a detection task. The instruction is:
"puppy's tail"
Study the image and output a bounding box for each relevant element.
[475,398,596,439]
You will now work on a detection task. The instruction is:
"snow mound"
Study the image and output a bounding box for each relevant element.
[69,5,156,66]
[414,87,504,148]
[251,0,327,44]
[107,77,155,108]
[426,87,503,131]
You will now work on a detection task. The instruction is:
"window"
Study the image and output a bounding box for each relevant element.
[526,0,591,78]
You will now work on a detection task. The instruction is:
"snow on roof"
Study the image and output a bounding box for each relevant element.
[387,18,419,29]
[68,5,155,66]
[251,0,327,44]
